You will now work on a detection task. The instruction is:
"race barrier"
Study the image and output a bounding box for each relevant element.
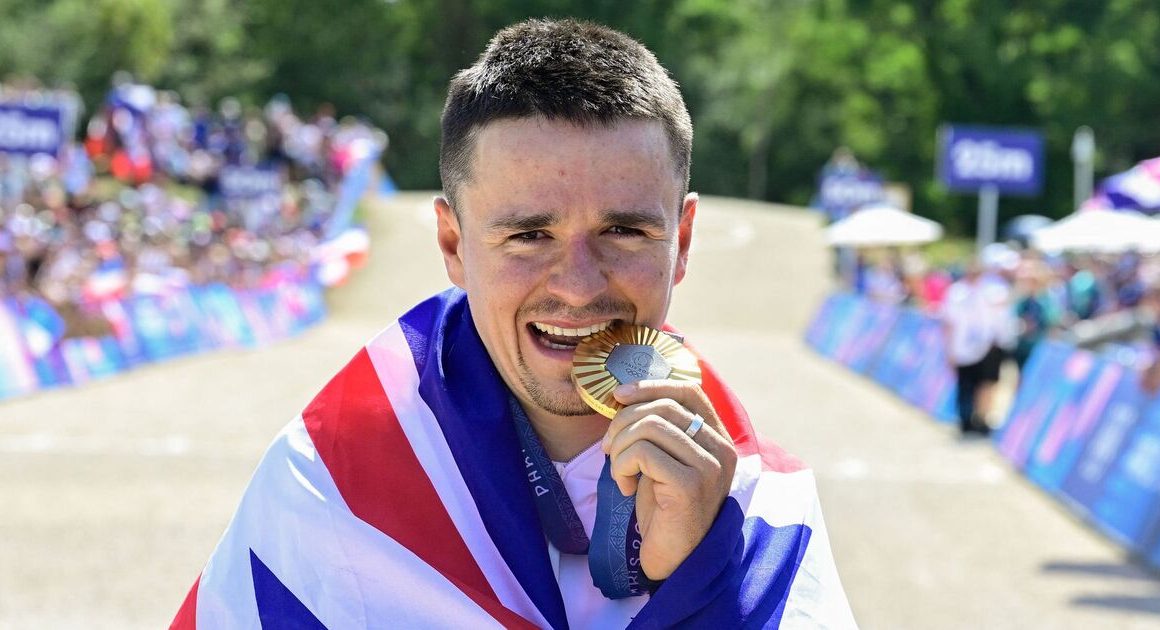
[998,344,1160,570]
[0,144,386,403]
[804,293,956,421]
[805,293,1160,571]
[0,275,327,402]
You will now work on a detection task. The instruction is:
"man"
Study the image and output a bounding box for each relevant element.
[942,259,1016,436]
[173,19,854,628]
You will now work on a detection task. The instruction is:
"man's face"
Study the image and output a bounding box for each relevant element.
[435,117,696,418]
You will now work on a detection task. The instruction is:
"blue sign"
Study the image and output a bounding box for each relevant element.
[1071,395,1160,551]
[995,343,1097,470]
[0,103,64,156]
[868,310,957,422]
[817,169,885,220]
[837,301,899,374]
[1059,373,1148,533]
[220,166,283,199]
[938,125,1044,196]
[1023,359,1125,494]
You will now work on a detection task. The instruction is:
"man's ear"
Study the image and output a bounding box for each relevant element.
[434,196,466,288]
[674,192,697,285]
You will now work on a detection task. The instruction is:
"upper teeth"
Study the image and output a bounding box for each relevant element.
[532,321,612,337]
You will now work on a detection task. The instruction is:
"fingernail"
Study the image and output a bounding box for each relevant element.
[614,383,634,397]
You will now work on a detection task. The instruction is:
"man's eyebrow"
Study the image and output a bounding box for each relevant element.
[602,208,668,232]
[485,211,559,233]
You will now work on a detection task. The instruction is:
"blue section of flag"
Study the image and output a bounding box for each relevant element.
[634,499,811,628]
[249,549,327,629]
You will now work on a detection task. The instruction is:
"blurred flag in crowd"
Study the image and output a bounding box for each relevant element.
[1082,157,1160,215]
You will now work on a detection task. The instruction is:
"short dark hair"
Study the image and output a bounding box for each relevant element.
[439,18,692,210]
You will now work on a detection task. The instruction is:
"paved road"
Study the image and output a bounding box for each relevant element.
[1,192,1157,628]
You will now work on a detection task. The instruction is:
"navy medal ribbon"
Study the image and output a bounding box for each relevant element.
[510,398,659,598]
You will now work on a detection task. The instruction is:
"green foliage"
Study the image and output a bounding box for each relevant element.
[0,0,173,104]
[2,0,1159,236]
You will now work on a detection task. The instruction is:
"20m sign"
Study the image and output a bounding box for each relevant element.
[937,125,1044,197]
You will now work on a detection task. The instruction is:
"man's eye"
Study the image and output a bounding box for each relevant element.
[607,225,645,237]
[510,230,546,241]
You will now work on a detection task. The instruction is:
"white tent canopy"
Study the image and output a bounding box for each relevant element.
[824,203,944,247]
[1030,210,1160,254]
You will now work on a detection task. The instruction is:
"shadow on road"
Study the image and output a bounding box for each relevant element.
[1071,595,1160,616]
[1042,559,1159,582]
[1043,559,1160,617]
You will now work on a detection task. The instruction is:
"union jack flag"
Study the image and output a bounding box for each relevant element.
[172,289,855,628]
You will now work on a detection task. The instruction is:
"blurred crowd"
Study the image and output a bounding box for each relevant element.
[0,74,384,334]
[853,245,1160,369]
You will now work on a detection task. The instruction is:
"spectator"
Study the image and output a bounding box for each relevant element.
[1,79,386,339]
[1012,260,1062,372]
[940,259,1017,436]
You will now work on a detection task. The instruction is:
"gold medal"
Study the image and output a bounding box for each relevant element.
[571,322,702,419]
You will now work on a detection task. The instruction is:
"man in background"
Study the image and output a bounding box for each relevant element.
[942,259,1016,436]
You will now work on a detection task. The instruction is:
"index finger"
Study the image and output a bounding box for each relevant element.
[613,379,730,442]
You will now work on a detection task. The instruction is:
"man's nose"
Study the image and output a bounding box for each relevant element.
[546,236,609,307]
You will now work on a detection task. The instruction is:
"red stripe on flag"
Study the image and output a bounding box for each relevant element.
[169,576,199,630]
[303,349,535,628]
[665,325,806,474]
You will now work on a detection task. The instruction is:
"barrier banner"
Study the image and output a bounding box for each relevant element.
[995,341,1095,469]
[256,289,293,341]
[1058,372,1149,540]
[1061,394,1160,552]
[908,328,957,423]
[237,291,276,346]
[289,281,327,332]
[806,294,867,360]
[268,280,325,337]
[100,298,146,366]
[170,288,215,354]
[836,300,900,373]
[891,314,954,420]
[870,311,957,422]
[60,336,126,385]
[190,284,255,348]
[804,294,843,350]
[804,290,1160,566]
[0,301,38,399]
[1022,358,1125,494]
[127,292,203,361]
[8,296,72,389]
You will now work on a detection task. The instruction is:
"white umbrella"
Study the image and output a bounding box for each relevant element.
[1030,210,1159,253]
[824,203,944,247]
